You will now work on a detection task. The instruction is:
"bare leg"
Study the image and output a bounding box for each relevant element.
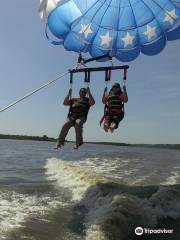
[104,116,110,132]
[103,123,109,132]
[109,115,123,132]
[74,117,86,148]
[55,118,74,149]
[109,121,117,132]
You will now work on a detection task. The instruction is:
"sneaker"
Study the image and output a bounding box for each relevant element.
[78,141,83,146]
[74,141,83,150]
[73,145,79,150]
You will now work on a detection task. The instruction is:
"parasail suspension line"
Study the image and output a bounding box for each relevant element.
[69,71,73,89]
[81,54,112,64]
[122,68,128,88]
[84,71,91,87]
[123,68,127,81]
[105,69,111,87]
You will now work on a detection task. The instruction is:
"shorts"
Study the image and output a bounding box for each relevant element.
[104,112,124,129]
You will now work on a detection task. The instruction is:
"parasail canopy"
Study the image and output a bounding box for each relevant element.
[39,0,180,62]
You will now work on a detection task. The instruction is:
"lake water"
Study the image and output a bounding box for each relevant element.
[0,139,180,240]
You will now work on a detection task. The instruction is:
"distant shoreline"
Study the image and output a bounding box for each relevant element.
[0,134,56,142]
[0,134,180,150]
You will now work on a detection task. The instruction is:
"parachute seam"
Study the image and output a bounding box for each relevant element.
[69,0,101,54]
[112,0,122,57]
[89,0,114,55]
[78,0,102,53]
[116,0,166,51]
[150,0,171,43]
[54,0,180,54]
[71,0,113,52]
[142,0,170,49]
[141,0,170,43]
[152,0,179,23]
[86,0,111,52]
[107,0,118,57]
[129,0,140,48]
[113,0,123,56]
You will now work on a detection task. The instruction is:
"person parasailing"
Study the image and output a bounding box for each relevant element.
[101,83,128,133]
[55,86,95,149]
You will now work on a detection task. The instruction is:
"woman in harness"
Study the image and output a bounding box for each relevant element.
[55,87,95,149]
[101,83,128,132]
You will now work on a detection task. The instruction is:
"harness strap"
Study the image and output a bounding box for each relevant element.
[106,108,124,115]
[100,109,124,126]
[100,95,124,126]
[122,103,124,112]
[70,72,73,84]
[100,115,105,126]
[68,96,72,117]
[84,72,88,83]
[123,68,127,80]
[87,71,91,83]
[68,97,89,119]
[105,69,111,82]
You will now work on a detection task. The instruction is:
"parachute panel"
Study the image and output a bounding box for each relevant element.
[39,0,180,62]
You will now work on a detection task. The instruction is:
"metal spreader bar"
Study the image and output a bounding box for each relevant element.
[70,65,129,74]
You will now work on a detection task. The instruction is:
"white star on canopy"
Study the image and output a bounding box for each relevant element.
[100,32,112,46]
[79,24,93,38]
[121,32,135,47]
[163,9,178,25]
[144,25,156,41]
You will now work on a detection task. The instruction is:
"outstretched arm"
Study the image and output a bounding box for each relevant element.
[63,88,72,106]
[120,86,128,103]
[102,87,108,104]
[87,87,95,106]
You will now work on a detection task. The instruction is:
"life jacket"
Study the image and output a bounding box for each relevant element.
[100,93,124,126]
[68,97,90,120]
[105,94,124,115]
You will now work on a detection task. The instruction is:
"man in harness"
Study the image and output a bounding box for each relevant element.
[55,87,95,149]
[101,83,128,132]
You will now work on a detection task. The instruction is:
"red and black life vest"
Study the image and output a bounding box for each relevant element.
[100,93,124,126]
[105,94,124,116]
[68,97,90,120]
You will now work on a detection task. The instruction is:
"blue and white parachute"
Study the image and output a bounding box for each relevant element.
[39,0,180,62]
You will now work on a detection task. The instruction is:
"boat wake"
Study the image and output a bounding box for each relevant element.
[45,158,180,240]
[0,188,68,239]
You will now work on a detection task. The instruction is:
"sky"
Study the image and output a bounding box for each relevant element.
[0,0,179,144]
